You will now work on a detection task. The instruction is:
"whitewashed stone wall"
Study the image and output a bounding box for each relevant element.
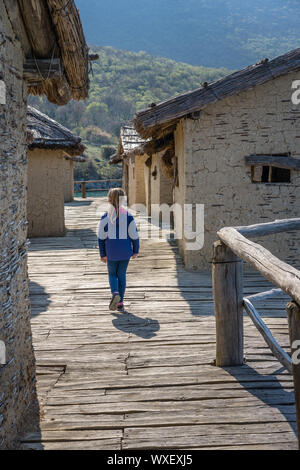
[0,2,35,448]
[174,72,300,270]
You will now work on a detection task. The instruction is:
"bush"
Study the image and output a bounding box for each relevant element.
[102,145,116,160]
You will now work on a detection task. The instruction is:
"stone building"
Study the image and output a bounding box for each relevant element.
[134,49,300,270]
[0,0,89,448]
[111,125,173,213]
[27,107,85,237]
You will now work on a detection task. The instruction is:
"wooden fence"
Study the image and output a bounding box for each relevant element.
[74,179,122,198]
[212,218,300,448]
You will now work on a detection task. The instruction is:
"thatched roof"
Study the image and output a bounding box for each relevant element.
[27,106,85,156]
[120,125,146,153]
[115,125,148,162]
[109,125,146,165]
[17,0,89,105]
[134,48,300,139]
[110,125,175,165]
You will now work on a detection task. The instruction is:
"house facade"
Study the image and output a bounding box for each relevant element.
[0,0,88,448]
[112,125,173,213]
[27,107,85,237]
[134,49,300,270]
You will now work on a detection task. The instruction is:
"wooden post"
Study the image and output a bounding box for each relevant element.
[286,301,300,449]
[213,240,244,367]
[81,182,86,199]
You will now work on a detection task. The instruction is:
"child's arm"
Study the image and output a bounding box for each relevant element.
[128,216,140,255]
[97,216,108,259]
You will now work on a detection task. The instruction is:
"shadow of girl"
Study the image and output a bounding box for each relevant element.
[111,311,160,339]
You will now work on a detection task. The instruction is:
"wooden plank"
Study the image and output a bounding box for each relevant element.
[245,154,300,171]
[24,58,62,82]
[22,429,122,443]
[23,196,297,450]
[22,438,121,450]
[123,431,297,449]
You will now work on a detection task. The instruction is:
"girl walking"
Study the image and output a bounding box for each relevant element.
[98,188,139,312]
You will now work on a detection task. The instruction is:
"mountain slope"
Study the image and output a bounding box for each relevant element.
[29,46,228,180]
[76,0,300,69]
[29,46,228,138]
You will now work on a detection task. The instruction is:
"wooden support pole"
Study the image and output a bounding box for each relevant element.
[82,183,86,199]
[286,301,300,449]
[213,240,244,367]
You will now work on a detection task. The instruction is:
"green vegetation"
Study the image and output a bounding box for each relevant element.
[29,46,228,180]
[73,144,122,182]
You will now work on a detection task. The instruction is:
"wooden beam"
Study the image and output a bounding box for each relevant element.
[217,227,300,305]
[212,241,244,367]
[287,301,300,449]
[246,288,289,302]
[245,155,300,171]
[18,0,57,57]
[24,58,62,83]
[243,298,292,374]
[235,218,300,238]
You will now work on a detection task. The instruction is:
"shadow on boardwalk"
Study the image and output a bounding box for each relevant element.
[169,237,297,439]
[226,364,297,436]
[112,312,160,339]
[168,240,214,317]
[29,281,51,318]
[65,200,93,207]
[29,228,97,251]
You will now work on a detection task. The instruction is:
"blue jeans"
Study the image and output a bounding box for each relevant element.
[107,260,130,302]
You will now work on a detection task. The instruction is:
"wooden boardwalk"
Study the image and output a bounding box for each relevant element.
[22,197,298,450]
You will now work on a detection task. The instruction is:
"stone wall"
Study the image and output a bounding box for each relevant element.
[0,1,36,448]
[27,149,66,237]
[175,71,300,270]
[64,158,74,203]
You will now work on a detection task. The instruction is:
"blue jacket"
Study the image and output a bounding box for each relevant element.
[98,209,140,261]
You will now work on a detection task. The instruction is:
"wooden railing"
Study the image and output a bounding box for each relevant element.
[213,218,300,447]
[74,179,122,198]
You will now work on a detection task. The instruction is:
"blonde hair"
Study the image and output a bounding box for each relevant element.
[108,188,125,222]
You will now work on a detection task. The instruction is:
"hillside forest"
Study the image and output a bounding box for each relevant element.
[29,46,229,182]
